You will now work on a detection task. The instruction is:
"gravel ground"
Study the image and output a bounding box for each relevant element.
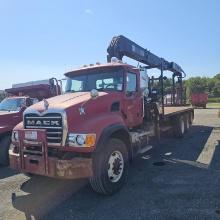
[1,108,220,220]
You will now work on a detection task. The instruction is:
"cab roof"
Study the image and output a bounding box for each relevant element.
[64,62,137,77]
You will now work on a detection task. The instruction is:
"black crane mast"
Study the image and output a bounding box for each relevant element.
[107,35,186,110]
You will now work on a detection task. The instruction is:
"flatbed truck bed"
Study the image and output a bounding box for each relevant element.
[158,106,194,137]
[164,106,193,117]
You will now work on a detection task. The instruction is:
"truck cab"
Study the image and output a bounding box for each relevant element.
[64,62,144,128]
[0,78,61,166]
[0,96,38,165]
[9,62,149,190]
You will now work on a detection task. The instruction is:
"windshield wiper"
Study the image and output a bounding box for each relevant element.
[66,90,76,93]
[96,88,105,91]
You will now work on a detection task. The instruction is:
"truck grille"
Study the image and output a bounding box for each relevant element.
[24,113,63,145]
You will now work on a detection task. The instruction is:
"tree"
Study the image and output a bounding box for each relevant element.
[184,73,220,99]
[214,73,220,81]
[185,77,208,94]
[152,73,220,100]
[213,81,220,97]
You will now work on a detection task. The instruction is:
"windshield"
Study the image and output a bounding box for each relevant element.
[0,98,25,111]
[65,69,124,93]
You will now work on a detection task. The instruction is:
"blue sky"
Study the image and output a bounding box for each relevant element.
[0,0,219,89]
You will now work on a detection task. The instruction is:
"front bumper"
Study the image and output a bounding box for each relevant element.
[9,151,93,179]
[9,129,93,179]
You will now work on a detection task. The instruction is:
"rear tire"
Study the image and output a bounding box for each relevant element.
[90,138,129,195]
[173,116,185,138]
[184,114,190,132]
[0,135,11,166]
[189,112,194,125]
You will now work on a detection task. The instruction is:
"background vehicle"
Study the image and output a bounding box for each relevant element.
[9,35,194,195]
[191,93,208,109]
[0,90,6,101]
[0,78,61,165]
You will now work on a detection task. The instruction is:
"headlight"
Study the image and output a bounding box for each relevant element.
[68,133,76,144]
[76,135,85,145]
[12,131,19,142]
[68,133,96,147]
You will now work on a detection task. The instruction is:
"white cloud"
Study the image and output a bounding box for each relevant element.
[84,9,93,15]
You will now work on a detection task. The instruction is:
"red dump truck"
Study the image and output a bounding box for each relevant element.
[0,78,61,165]
[191,93,208,109]
[9,36,194,195]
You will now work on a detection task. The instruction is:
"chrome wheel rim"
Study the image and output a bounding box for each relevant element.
[108,151,124,183]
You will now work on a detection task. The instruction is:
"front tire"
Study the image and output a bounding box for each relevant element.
[90,138,129,195]
[0,135,11,166]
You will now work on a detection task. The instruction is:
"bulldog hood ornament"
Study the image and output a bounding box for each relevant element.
[43,99,49,111]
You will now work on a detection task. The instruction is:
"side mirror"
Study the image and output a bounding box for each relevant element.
[90,89,99,100]
[19,106,26,112]
[143,88,149,97]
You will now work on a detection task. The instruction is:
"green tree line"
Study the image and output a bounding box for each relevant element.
[162,73,220,98]
[184,73,220,98]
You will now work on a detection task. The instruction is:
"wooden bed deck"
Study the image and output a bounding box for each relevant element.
[164,106,193,116]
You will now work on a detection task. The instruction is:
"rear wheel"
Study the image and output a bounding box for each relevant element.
[189,112,194,125]
[184,114,190,132]
[0,135,11,166]
[90,138,129,195]
[173,116,185,138]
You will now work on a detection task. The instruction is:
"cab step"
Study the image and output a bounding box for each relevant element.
[137,145,153,154]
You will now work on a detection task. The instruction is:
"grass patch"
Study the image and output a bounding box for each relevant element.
[207,103,220,108]
[208,97,220,103]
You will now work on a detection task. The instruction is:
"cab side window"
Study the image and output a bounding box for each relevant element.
[126,73,137,93]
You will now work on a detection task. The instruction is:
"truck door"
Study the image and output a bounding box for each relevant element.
[123,72,143,128]
[12,98,27,125]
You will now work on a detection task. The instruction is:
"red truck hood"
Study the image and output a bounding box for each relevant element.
[22,91,124,139]
[27,92,110,112]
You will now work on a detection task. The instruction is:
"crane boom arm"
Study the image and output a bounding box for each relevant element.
[107,35,185,77]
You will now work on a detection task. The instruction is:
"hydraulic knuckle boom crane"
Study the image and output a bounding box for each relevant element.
[107,35,186,108]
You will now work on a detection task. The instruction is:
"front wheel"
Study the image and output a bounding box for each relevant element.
[90,138,129,195]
